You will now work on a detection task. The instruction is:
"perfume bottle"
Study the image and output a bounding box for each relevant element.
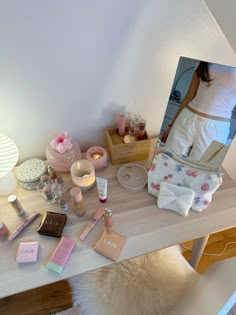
[138,119,146,140]
[42,185,55,204]
[38,175,57,204]
[104,208,112,227]
[118,114,126,136]
[70,187,85,216]
[47,165,65,198]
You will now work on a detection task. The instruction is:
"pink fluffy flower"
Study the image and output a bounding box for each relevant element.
[50,132,73,153]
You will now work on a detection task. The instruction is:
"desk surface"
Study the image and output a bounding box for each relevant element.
[0,161,236,298]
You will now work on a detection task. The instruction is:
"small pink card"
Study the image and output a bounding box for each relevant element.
[16,242,39,263]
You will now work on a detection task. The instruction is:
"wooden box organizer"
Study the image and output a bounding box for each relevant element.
[106,127,151,165]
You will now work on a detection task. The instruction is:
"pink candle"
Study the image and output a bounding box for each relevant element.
[86,146,108,170]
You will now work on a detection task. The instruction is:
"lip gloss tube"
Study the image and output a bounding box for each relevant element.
[8,210,40,241]
[79,208,104,241]
[46,237,76,274]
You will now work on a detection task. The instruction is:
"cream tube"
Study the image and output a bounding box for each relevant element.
[96,177,108,203]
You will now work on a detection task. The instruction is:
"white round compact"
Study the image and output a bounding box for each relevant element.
[117,163,148,191]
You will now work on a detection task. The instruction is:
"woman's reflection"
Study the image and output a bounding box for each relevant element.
[161,62,236,161]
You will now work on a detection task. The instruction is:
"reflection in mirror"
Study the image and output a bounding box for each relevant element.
[160,56,236,168]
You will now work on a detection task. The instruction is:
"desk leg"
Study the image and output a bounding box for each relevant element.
[189,235,209,269]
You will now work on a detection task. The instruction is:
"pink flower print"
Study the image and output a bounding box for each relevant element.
[204,200,210,206]
[163,176,169,180]
[151,183,160,190]
[201,183,209,191]
[186,170,198,177]
[168,174,173,178]
[163,162,168,167]
[149,164,156,171]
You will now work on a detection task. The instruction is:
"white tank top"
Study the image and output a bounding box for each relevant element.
[189,63,236,118]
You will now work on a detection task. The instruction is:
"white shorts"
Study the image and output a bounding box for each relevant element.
[165,108,230,161]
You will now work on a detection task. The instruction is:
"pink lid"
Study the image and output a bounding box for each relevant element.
[70,187,83,202]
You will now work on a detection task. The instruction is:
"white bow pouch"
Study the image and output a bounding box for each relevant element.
[157,182,194,216]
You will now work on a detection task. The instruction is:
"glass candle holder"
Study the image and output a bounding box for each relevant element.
[70,160,95,190]
[86,146,108,170]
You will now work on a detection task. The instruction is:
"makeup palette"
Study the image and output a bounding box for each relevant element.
[94,229,126,261]
[37,211,67,237]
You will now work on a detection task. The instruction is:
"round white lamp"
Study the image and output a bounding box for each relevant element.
[0,133,19,196]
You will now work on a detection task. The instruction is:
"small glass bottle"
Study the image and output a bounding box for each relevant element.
[58,198,69,212]
[56,175,66,194]
[138,119,146,140]
[47,165,65,197]
[0,222,9,237]
[38,175,49,190]
[70,187,85,216]
[8,195,26,216]
[104,208,112,227]
[42,185,55,204]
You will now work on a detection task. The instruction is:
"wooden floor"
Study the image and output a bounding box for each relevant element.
[1,227,235,315]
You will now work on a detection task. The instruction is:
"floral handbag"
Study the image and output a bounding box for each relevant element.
[148,146,223,212]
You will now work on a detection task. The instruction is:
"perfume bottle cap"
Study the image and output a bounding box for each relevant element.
[8,194,17,203]
[70,187,83,202]
[104,208,112,217]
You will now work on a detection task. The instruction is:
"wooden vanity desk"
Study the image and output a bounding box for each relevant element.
[0,160,236,299]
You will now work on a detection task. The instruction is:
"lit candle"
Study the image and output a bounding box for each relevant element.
[92,153,102,160]
[86,146,108,170]
[70,160,95,190]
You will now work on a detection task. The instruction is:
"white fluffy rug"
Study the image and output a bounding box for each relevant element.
[52,307,80,315]
[66,246,197,315]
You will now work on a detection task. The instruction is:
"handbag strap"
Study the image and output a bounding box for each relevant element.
[157,144,220,173]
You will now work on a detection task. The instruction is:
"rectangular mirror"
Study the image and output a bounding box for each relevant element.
[159,56,236,169]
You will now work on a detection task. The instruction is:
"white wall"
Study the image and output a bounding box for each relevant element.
[1,0,236,164]
[205,0,236,52]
